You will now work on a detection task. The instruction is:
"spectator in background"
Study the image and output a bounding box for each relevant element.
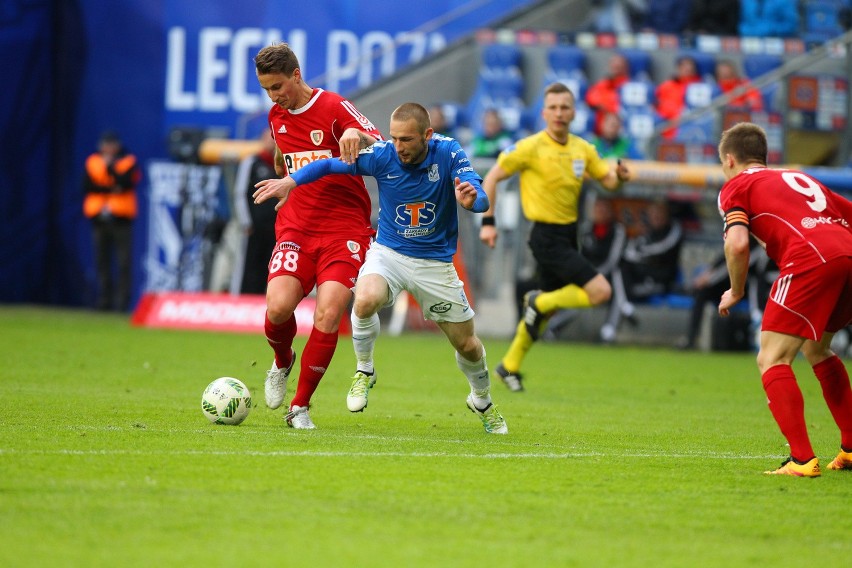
[686,0,740,36]
[621,200,683,301]
[641,0,692,34]
[590,111,644,160]
[586,52,632,135]
[428,104,455,138]
[739,0,799,37]
[715,59,764,111]
[655,55,702,138]
[580,198,636,343]
[82,130,140,311]
[676,240,772,350]
[469,108,513,158]
[232,134,279,295]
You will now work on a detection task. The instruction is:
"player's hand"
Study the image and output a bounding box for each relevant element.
[253,177,297,211]
[480,225,498,248]
[454,177,477,209]
[616,159,631,182]
[718,288,744,317]
[339,128,363,165]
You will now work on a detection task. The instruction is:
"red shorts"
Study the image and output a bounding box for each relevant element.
[267,229,371,297]
[761,256,852,341]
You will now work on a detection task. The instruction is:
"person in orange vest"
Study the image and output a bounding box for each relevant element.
[82,131,140,311]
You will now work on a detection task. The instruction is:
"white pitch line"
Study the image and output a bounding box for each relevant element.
[0,448,779,460]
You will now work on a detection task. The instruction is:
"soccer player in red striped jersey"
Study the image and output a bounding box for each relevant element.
[717,122,852,476]
[252,43,382,429]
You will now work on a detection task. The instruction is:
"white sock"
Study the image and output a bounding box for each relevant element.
[456,349,491,408]
[352,312,379,374]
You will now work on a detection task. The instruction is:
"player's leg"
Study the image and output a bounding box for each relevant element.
[438,319,507,434]
[801,259,852,469]
[414,261,507,434]
[346,272,391,411]
[92,220,112,310]
[263,274,303,409]
[287,234,370,425]
[803,332,852,469]
[526,240,605,340]
[763,258,852,472]
[113,218,133,311]
[758,330,820,474]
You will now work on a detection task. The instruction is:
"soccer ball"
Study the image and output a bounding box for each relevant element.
[201,377,252,425]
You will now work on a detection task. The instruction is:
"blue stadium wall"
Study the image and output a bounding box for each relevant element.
[0,0,534,307]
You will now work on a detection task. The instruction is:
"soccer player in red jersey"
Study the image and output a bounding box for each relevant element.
[717,122,852,476]
[252,43,382,429]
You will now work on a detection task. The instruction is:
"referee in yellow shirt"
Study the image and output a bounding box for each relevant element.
[479,82,631,391]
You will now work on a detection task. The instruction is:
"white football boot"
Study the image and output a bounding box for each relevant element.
[285,405,316,429]
[265,350,296,410]
[346,370,377,412]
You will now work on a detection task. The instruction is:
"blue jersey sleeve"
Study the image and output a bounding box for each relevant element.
[447,140,488,212]
[290,158,356,185]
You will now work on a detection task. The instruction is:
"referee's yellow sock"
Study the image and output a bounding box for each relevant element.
[536,284,592,313]
[502,320,534,373]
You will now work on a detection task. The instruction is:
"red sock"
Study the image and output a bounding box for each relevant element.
[264,313,296,369]
[761,364,814,462]
[290,327,338,408]
[813,355,852,449]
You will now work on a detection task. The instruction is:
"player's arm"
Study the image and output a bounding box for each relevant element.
[455,177,489,212]
[273,146,285,177]
[719,223,751,317]
[339,128,378,164]
[253,159,356,211]
[478,162,512,248]
[598,159,631,191]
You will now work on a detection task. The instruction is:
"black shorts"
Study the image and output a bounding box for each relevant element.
[528,222,599,292]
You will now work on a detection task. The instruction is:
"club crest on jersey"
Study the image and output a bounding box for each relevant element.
[346,241,361,253]
[428,164,439,182]
[310,130,323,146]
[572,159,585,178]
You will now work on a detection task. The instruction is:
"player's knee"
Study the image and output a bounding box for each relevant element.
[455,334,483,361]
[352,294,381,320]
[266,295,295,323]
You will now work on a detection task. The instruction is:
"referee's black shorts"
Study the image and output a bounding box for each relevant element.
[528,221,599,292]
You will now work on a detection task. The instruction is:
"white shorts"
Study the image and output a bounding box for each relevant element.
[359,242,474,323]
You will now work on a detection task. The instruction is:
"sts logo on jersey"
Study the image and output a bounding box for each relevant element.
[396,201,437,238]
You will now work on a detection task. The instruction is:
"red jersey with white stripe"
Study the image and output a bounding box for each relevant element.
[719,167,852,273]
[268,88,381,238]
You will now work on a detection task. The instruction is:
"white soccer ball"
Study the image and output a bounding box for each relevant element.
[201,377,252,425]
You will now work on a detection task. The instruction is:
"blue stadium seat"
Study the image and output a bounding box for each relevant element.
[684,82,721,110]
[619,49,652,80]
[624,108,658,144]
[480,43,523,78]
[619,80,655,110]
[805,0,844,34]
[546,45,587,77]
[742,54,783,79]
[466,75,526,134]
[438,102,467,130]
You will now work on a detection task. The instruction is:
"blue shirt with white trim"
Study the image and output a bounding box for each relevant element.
[291,134,486,262]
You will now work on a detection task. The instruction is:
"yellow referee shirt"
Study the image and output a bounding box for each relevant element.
[497,130,610,224]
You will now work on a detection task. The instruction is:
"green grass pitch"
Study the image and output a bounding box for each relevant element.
[1,305,850,567]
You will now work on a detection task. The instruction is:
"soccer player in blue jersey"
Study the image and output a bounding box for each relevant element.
[253,102,508,434]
